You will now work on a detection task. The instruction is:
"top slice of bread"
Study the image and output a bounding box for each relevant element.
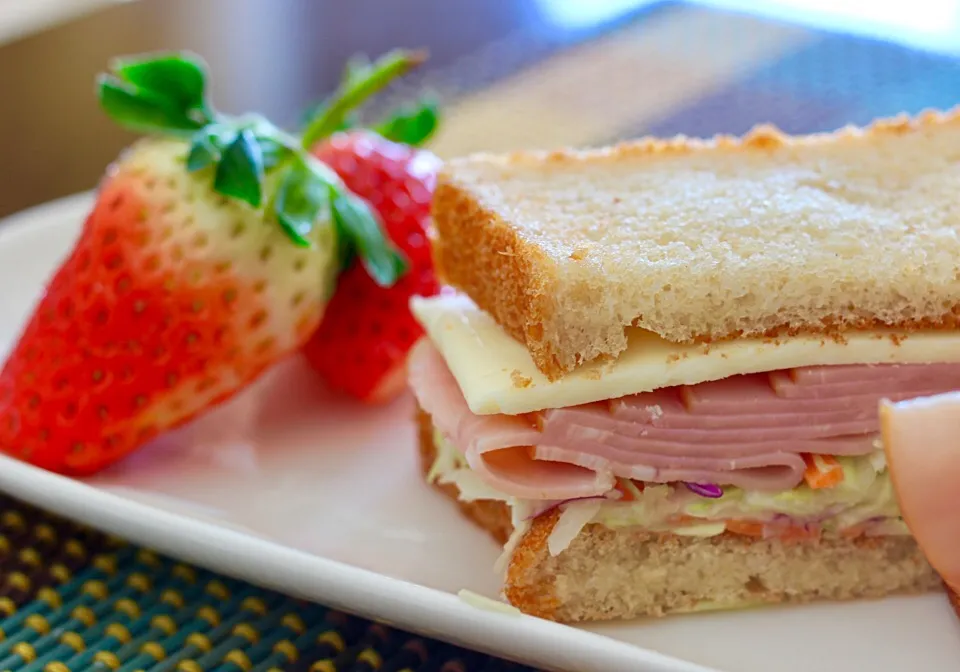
[432,109,960,380]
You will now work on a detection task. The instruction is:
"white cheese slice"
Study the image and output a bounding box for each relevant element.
[410,293,960,416]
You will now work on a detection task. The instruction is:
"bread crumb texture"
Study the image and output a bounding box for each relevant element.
[510,369,533,388]
[507,518,938,622]
[433,109,960,378]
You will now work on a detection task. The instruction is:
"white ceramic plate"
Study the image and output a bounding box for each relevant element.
[0,0,114,46]
[0,195,958,672]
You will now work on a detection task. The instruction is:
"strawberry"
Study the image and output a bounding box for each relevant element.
[0,50,424,475]
[303,132,442,402]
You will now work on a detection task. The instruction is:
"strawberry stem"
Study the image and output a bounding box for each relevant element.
[300,49,427,149]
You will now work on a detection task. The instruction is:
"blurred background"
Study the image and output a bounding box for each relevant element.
[2,0,960,218]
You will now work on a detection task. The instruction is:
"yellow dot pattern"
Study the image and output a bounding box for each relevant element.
[12,641,36,663]
[93,651,121,669]
[114,597,141,619]
[70,605,96,627]
[93,553,118,574]
[59,631,85,652]
[24,613,50,634]
[0,493,533,672]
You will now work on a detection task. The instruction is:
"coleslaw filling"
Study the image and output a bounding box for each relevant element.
[428,427,910,563]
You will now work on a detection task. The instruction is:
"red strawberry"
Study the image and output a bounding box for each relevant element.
[0,51,416,474]
[303,131,442,402]
[0,139,340,474]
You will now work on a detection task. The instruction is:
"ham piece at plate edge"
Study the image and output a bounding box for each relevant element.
[880,392,960,617]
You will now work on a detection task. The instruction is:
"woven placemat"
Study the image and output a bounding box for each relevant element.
[0,493,537,672]
[4,4,960,671]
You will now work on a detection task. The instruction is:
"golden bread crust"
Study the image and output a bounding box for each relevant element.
[433,108,960,379]
[431,183,561,373]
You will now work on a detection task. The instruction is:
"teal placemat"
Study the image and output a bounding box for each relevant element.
[0,494,537,672]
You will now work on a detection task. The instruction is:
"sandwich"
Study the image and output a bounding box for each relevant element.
[407,110,960,623]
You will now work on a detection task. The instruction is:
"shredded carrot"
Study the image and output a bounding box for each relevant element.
[840,523,868,539]
[777,524,821,543]
[614,481,635,502]
[613,479,645,501]
[670,514,705,527]
[725,520,765,537]
[803,454,844,489]
[725,519,821,541]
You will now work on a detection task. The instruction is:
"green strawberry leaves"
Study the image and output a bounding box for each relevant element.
[271,156,406,285]
[98,79,204,135]
[113,54,209,119]
[185,124,234,171]
[186,125,269,208]
[97,52,212,135]
[273,158,329,247]
[329,188,408,285]
[375,98,439,146]
[97,48,435,289]
[214,129,265,207]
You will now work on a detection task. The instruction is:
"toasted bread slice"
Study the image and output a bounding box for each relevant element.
[416,409,941,622]
[433,109,960,379]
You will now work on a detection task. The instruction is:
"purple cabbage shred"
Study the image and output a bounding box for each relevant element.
[684,482,723,498]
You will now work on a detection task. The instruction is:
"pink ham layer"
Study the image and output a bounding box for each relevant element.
[408,341,960,500]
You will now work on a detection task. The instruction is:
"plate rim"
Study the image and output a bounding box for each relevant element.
[0,194,715,672]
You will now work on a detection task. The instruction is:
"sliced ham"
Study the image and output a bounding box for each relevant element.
[408,341,613,500]
[409,340,960,500]
[791,363,960,384]
[880,393,960,595]
[769,370,945,399]
[534,444,807,491]
[677,374,954,413]
[611,392,877,428]
[546,405,878,445]
[678,376,877,413]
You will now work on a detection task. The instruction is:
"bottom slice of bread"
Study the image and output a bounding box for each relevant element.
[417,409,942,623]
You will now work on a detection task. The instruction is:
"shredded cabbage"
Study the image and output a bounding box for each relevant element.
[547,500,603,556]
[430,429,513,502]
[457,589,522,615]
[428,427,905,543]
[590,451,901,533]
[427,428,468,483]
[494,502,532,575]
[671,522,726,537]
[439,468,513,502]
